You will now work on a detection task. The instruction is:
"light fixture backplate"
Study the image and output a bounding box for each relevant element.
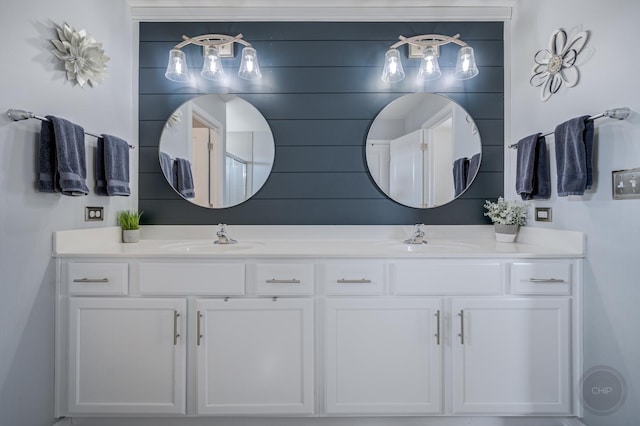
[201,42,234,58]
[408,44,426,59]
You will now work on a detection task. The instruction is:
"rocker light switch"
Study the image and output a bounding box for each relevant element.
[535,207,552,222]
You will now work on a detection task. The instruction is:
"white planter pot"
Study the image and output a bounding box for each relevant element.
[494,224,519,243]
[122,229,140,243]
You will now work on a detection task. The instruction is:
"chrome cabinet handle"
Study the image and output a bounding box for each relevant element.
[266,279,301,284]
[197,311,203,346]
[337,279,372,284]
[529,277,566,283]
[173,311,181,346]
[73,277,109,283]
[435,310,441,345]
[458,310,465,344]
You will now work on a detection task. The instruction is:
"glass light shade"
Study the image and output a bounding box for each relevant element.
[454,46,479,80]
[417,46,442,81]
[164,49,190,82]
[381,49,405,83]
[238,47,262,80]
[201,46,225,80]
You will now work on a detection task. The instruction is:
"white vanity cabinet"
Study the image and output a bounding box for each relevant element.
[451,298,571,414]
[67,297,186,414]
[195,297,315,415]
[55,249,581,421]
[325,297,443,414]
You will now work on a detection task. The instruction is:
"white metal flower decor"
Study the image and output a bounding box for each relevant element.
[530,28,589,101]
[50,22,110,88]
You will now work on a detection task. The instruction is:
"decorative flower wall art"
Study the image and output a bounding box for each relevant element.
[50,22,110,88]
[530,28,589,101]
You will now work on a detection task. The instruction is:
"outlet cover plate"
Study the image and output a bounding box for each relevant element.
[85,206,104,222]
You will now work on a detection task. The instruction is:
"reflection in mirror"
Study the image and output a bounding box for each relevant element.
[366,93,481,209]
[159,94,275,209]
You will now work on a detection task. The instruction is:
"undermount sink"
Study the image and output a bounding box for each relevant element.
[377,240,478,253]
[160,241,256,253]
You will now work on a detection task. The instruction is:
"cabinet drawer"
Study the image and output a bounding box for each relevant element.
[254,263,314,296]
[139,263,245,295]
[510,262,572,295]
[323,263,384,295]
[394,261,503,295]
[67,262,128,295]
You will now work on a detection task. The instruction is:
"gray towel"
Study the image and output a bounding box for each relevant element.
[174,157,195,198]
[45,115,89,196]
[466,153,481,187]
[159,151,176,188]
[555,115,593,196]
[515,133,550,200]
[453,157,469,197]
[97,134,130,196]
[38,120,58,192]
[532,135,550,199]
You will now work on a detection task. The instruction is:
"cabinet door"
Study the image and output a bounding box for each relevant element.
[325,298,442,414]
[68,298,186,414]
[451,298,571,414]
[196,298,314,415]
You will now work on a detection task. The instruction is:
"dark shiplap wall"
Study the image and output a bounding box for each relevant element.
[139,22,503,225]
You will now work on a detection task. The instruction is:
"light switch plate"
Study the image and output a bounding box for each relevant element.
[612,168,640,200]
[535,207,552,222]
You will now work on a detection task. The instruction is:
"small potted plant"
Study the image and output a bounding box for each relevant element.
[483,197,528,242]
[117,210,143,243]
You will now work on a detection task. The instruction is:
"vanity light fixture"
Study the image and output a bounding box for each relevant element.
[164,33,261,82]
[381,34,479,83]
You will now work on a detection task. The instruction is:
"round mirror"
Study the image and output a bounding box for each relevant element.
[366,93,482,208]
[159,94,275,208]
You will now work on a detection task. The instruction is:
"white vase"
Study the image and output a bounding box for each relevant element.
[122,229,140,243]
[494,223,519,242]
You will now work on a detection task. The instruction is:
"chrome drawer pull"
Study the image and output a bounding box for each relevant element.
[73,277,109,283]
[266,279,301,284]
[458,310,465,345]
[337,279,372,284]
[529,278,566,283]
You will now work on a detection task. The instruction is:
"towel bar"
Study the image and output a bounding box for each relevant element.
[508,107,631,149]
[6,108,135,149]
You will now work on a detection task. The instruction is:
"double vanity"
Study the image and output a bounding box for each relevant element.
[53,225,584,421]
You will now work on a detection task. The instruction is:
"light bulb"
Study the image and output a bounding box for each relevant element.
[381,49,405,83]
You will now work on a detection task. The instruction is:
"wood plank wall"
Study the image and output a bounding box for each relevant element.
[139,22,503,224]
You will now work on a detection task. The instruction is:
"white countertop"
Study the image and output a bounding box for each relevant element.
[53,225,584,259]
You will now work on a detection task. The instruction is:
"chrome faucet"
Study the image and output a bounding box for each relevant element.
[214,223,237,245]
[404,223,427,245]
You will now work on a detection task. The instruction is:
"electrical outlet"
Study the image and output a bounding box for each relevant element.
[85,206,104,222]
[612,168,640,200]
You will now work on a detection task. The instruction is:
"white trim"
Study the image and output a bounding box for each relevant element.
[503,19,513,199]
[128,0,513,22]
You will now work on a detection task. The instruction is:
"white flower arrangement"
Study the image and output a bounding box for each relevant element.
[484,197,528,226]
[50,22,110,88]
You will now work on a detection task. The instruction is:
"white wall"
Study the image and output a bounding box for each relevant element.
[510,1,640,424]
[0,1,135,425]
